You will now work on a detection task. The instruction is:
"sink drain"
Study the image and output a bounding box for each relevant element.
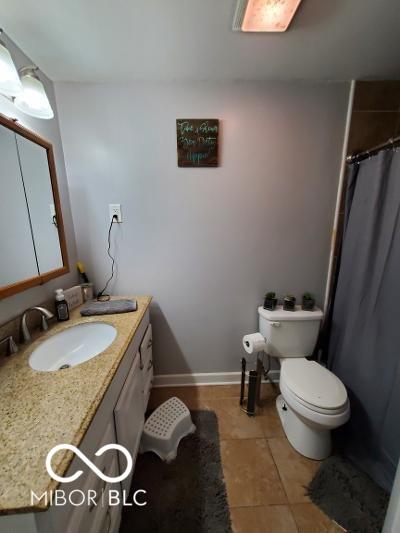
[59,364,71,370]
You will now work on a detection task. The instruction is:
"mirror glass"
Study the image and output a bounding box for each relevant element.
[0,125,39,286]
[16,135,63,273]
[0,117,67,297]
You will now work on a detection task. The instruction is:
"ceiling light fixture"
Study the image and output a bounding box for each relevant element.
[14,66,54,120]
[0,29,23,96]
[233,0,302,32]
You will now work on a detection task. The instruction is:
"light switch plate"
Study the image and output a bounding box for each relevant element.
[109,204,122,223]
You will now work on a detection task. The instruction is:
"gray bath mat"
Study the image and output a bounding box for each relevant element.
[307,455,389,533]
[119,410,231,533]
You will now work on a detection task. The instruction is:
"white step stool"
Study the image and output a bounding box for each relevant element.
[139,397,196,462]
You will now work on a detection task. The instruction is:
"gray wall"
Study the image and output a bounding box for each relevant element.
[55,80,349,374]
[0,34,78,324]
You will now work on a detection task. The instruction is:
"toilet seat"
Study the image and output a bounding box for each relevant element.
[281,379,349,417]
[280,358,348,414]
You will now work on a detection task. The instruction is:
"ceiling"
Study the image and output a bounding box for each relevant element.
[1,0,400,82]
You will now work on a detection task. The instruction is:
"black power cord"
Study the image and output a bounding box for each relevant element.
[97,215,118,301]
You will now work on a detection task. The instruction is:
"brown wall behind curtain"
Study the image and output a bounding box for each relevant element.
[322,81,400,358]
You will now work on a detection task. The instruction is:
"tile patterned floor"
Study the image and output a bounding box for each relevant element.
[148,384,346,533]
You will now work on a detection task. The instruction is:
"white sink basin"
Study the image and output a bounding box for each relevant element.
[29,322,117,372]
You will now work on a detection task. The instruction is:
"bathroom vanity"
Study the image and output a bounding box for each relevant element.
[0,296,152,533]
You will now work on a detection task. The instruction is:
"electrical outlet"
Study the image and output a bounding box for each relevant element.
[109,204,122,223]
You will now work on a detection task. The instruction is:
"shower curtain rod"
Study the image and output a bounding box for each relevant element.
[346,135,400,163]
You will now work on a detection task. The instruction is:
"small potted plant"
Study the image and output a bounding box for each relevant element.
[283,294,296,311]
[263,291,278,311]
[302,292,315,311]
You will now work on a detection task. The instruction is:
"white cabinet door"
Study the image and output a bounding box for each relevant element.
[67,454,120,533]
[114,353,144,493]
[64,420,120,533]
[140,324,153,408]
[140,324,152,371]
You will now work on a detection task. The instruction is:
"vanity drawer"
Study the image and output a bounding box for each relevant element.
[64,420,119,533]
[99,495,122,533]
[140,324,153,409]
[68,453,120,533]
[140,324,152,375]
[143,366,153,409]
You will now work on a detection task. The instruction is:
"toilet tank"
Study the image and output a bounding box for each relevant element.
[258,305,323,358]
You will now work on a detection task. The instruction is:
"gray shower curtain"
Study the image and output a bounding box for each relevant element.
[328,149,400,492]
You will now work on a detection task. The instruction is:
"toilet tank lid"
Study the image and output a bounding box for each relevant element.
[258,305,323,322]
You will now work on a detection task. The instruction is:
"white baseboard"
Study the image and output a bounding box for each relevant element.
[153,370,280,387]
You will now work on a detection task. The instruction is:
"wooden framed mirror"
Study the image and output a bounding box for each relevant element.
[0,113,69,299]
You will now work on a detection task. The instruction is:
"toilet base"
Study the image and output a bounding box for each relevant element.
[276,395,332,460]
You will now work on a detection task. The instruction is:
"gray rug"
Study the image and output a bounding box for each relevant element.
[119,410,232,533]
[307,455,389,533]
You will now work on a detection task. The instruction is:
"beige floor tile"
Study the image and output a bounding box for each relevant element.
[231,505,298,533]
[268,438,320,503]
[148,386,210,410]
[259,382,281,401]
[258,403,285,438]
[258,386,280,407]
[148,384,242,410]
[148,387,179,409]
[221,439,287,507]
[242,382,280,402]
[148,383,279,410]
[208,397,265,439]
[149,385,283,438]
[291,503,346,532]
[201,384,241,399]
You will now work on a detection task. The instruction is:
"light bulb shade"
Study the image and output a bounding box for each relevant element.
[0,40,23,96]
[14,69,54,119]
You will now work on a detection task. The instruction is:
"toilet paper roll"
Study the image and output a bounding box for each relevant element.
[242,332,266,354]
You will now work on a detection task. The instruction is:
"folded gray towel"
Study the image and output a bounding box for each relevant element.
[80,299,137,316]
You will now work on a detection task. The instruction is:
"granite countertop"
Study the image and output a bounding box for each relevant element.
[0,295,152,514]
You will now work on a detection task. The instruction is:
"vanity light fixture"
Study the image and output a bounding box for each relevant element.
[0,29,23,96]
[233,0,303,32]
[14,66,54,120]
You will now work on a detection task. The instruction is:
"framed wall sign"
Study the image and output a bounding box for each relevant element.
[176,119,219,167]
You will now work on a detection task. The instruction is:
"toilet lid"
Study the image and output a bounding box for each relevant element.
[281,359,348,410]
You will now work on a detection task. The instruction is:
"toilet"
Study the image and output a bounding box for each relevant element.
[258,305,350,460]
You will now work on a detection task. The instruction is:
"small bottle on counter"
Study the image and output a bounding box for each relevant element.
[55,289,70,322]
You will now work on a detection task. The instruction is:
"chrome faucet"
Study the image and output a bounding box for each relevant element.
[0,335,18,356]
[21,307,55,343]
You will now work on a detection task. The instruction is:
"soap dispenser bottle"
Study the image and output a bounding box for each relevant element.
[55,289,69,322]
